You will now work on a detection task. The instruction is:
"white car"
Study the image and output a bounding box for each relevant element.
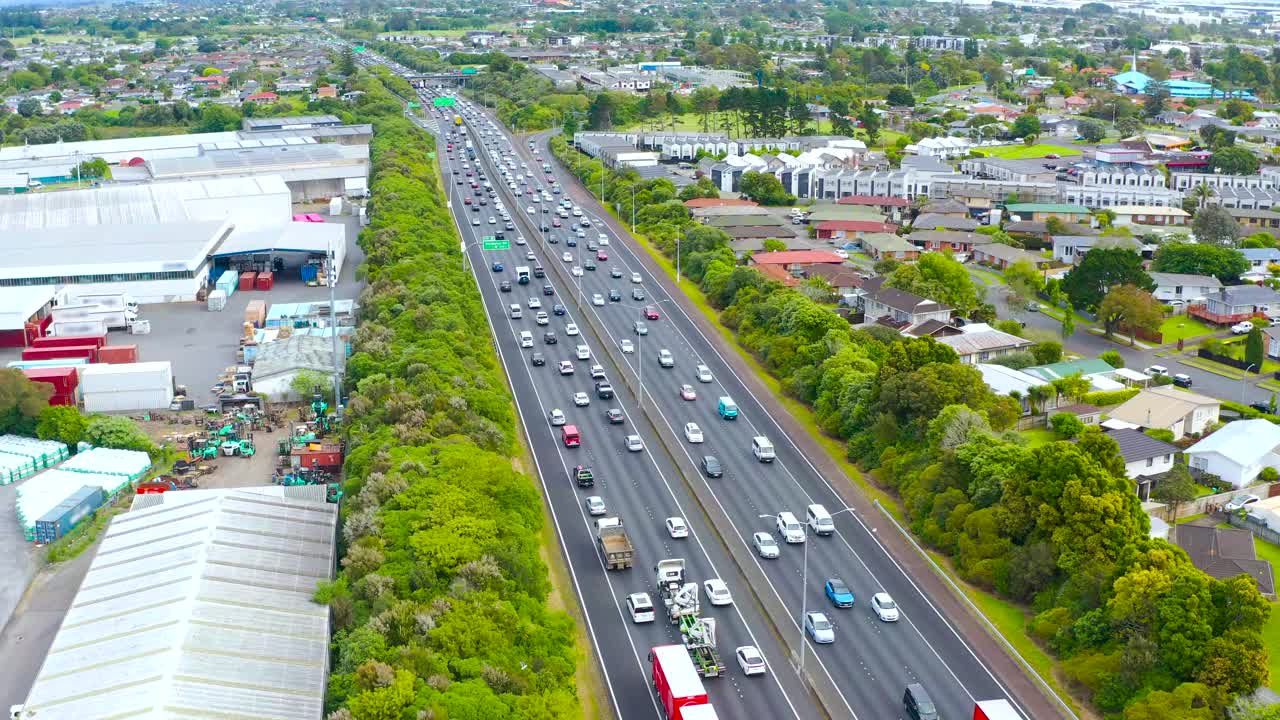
[833,249,849,259]
[576,345,590,360]
[573,391,590,407]
[527,207,536,214]
[625,434,644,452]
[548,408,566,426]
[535,312,549,326]
[584,495,606,516]
[572,266,583,277]
[558,360,574,375]
[684,422,704,443]
[665,517,689,538]
[658,349,674,367]
[592,293,605,306]
[871,593,899,622]
[590,364,606,379]
[1232,321,1257,335]
[562,251,573,262]
[752,531,779,559]
[566,323,579,336]
[735,646,766,676]
[805,611,834,643]
[528,297,542,309]
[626,593,655,623]
[488,217,496,224]
[703,578,733,606]
[515,236,526,245]
[620,339,635,353]
[696,364,713,383]
[631,272,643,283]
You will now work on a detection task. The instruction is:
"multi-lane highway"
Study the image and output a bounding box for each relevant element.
[400,73,1051,720]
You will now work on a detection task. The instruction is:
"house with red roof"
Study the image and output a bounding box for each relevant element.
[748,250,845,272]
[815,220,898,241]
[684,198,758,209]
[244,91,279,103]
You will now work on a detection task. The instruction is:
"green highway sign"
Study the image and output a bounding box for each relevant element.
[353,46,366,53]
[481,236,509,251]
[432,97,457,107]
[407,102,421,108]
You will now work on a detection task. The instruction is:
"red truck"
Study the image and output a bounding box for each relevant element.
[975,699,1022,720]
[650,645,719,720]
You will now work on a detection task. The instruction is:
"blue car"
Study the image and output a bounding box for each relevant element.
[824,578,854,608]
[491,262,504,272]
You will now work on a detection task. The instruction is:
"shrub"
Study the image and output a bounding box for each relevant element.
[1082,388,1140,406]
[1099,350,1124,369]
[1050,412,1085,438]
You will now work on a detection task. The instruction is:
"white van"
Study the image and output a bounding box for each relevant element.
[752,436,775,463]
[519,331,534,348]
[510,304,523,319]
[806,504,834,536]
[576,344,591,360]
[776,511,805,543]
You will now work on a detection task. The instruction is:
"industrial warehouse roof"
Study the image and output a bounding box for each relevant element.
[253,334,341,381]
[0,285,56,330]
[0,176,289,230]
[148,143,369,180]
[0,131,241,164]
[213,221,346,258]
[0,220,233,280]
[20,486,337,720]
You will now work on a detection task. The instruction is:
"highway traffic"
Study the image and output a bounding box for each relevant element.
[402,71,1035,720]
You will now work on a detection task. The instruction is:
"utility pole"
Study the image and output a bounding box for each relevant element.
[327,232,343,419]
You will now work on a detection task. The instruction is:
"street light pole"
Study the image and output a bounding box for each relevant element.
[1244,364,1257,404]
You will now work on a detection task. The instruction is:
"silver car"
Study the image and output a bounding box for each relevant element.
[584,496,606,516]
[805,611,834,643]
[625,434,644,452]
[752,532,779,559]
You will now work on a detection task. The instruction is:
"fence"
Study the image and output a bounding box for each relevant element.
[1197,348,1263,373]
[1158,482,1276,521]
[1226,512,1280,549]
[1120,323,1163,344]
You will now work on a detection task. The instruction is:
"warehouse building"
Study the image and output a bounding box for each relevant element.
[144,142,370,200]
[18,485,338,720]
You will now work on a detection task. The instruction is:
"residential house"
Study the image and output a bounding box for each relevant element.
[1230,208,1280,235]
[1051,235,1144,265]
[1175,524,1275,596]
[276,76,312,93]
[1024,358,1125,391]
[837,194,910,216]
[1108,386,1222,441]
[918,198,969,218]
[747,250,844,272]
[1264,326,1280,359]
[814,220,898,242]
[1193,284,1280,325]
[243,91,278,104]
[1099,428,1179,500]
[315,86,338,99]
[971,243,1049,270]
[1240,248,1280,281]
[1147,272,1222,304]
[1040,117,1080,138]
[801,264,866,295]
[976,363,1059,416]
[912,213,979,232]
[861,287,953,330]
[911,230,992,258]
[861,233,920,261]
[1185,418,1280,488]
[1110,205,1190,226]
[1056,403,1103,426]
[1005,203,1092,223]
[934,323,1034,364]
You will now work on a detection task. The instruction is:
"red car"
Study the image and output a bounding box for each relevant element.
[553,219,562,227]
[597,250,609,261]
[643,305,660,320]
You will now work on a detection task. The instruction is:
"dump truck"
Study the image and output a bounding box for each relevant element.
[655,559,724,677]
[597,517,634,570]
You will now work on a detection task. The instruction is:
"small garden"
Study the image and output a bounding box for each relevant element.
[1200,333,1280,373]
[1159,314,1216,344]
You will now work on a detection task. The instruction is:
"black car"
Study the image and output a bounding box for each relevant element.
[605,408,625,424]
[566,237,577,247]
[583,260,597,271]
[499,280,512,292]
[1250,401,1273,414]
[533,266,545,278]
[609,289,622,302]
[632,288,646,301]
[530,352,546,366]
[553,303,567,316]
[596,382,614,399]
[542,206,550,213]
[543,284,555,296]
[541,224,552,232]
[611,268,623,278]
[701,455,723,478]
[543,331,558,345]
[1172,373,1193,388]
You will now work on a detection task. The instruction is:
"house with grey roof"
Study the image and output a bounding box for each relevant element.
[1098,427,1178,499]
[1200,284,1280,324]
[1175,524,1274,597]
[912,212,979,232]
[1147,272,1222,304]
[861,287,952,330]
[933,323,1033,364]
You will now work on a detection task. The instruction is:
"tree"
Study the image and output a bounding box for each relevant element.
[83,415,154,454]
[1246,325,1266,370]
[1060,303,1076,339]
[1191,204,1242,247]
[1211,146,1260,175]
[1153,463,1199,524]
[16,98,40,118]
[1050,412,1085,439]
[1032,341,1063,365]
[1004,259,1043,309]
[35,405,87,450]
[1097,284,1163,343]
[1100,350,1124,368]
[0,369,52,436]
[1062,247,1154,311]
[1143,81,1169,118]
[1151,242,1249,282]
[886,85,915,107]
[1076,118,1106,143]
[738,171,794,206]
[1116,116,1142,137]
[1122,682,1219,720]
[1191,182,1215,209]
[857,107,881,145]
[195,102,241,132]
[339,46,357,76]
[1010,114,1041,139]
[197,38,220,53]
[72,157,111,180]
[886,252,982,314]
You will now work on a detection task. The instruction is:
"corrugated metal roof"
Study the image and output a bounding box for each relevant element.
[21,486,337,720]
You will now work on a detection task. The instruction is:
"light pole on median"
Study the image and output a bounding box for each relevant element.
[759,506,857,674]
[614,297,674,411]
[1244,364,1257,404]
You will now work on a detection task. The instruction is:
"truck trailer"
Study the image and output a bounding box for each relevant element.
[51,303,137,331]
[974,699,1022,720]
[650,645,719,720]
[58,290,139,314]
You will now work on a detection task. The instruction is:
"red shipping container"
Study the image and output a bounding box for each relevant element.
[31,334,106,350]
[96,345,138,364]
[239,272,257,291]
[48,392,78,407]
[23,367,79,396]
[255,271,274,291]
[22,345,97,362]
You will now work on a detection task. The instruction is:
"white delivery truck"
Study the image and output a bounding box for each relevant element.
[57,290,139,314]
[51,303,137,331]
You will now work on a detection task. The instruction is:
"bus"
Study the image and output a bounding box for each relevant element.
[454,115,463,126]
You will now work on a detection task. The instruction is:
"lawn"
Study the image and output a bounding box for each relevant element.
[1020,429,1058,447]
[1159,315,1217,344]
[1252,538,1280,692]
[981,143,1083,160]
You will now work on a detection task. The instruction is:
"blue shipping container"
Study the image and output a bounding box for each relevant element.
[34,485,105,544]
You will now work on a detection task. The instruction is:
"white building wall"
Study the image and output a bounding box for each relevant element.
[1186,450,1275,488]
[1125,452,1174,480]
[62,269,210,305]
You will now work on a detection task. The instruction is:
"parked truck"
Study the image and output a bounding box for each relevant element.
[974,700,1021,720]
[46,318,109,338]
[597,517,634,570]
[655,559,724,677]
[650,645,720,720]
[58,290,139,314]
[51,303,138,331]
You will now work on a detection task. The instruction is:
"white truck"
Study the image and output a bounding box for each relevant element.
[57,290,139,314]
[51,303,138,331]
[47,318,109,337]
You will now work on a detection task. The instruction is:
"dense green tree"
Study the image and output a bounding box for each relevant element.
[83,415,154,454]
[1122,682,1219,720]
[1151,242,1249,282]
[886,252,982,314]
[886,85,915,107]
[738,171,795,206]
[1211,146,1260,175]
[36,405,88,450]
[1151,463,1197,522]
[1077,118,1106,143]
[1062,247,1154,312]
[1246,325,1266,370]
[16,98,41,117]
[1191,204,1242,247]
[1004,258,1043,309]
[1097,284,1163,342]
[0,369,51,436]
[1011,114,1041,139]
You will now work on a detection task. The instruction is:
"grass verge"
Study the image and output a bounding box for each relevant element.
[1159,315,1216,344]
[1178,356,1256,380]
[1250,539,1280,693]
[624,219,1081,712]
[1176,513,1206,525]
[981,143,1083,160]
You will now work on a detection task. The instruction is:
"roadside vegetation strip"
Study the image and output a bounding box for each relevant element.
[545,134,1274,716]
[1178,356,1255,380]
[316,69,581,720]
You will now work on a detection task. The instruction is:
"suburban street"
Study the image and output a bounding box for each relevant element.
[401,68,1070,720]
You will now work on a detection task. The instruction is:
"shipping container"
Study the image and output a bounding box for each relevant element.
[255,271,274,291]
[48,392,77,407]
[216,270,238,298]
[8,358,89,371]
[300,265,318,283]
[22,366,79,395]
[239,272,257,291]
[32,334,106,350]
[81,362,172,394]
[83,388,173,413]
[22,345,97,363]
[51,303,135,330]
[34,485,104,544]
[207,289,227,312]
[96,345,139,364]
[244,299,266,328]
